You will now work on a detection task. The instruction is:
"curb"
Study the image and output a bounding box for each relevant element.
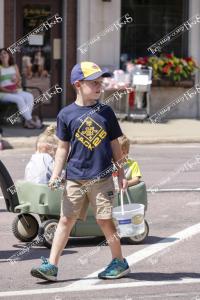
[1,138,37,149]
[130,137,200,144]
[1,136,200,149]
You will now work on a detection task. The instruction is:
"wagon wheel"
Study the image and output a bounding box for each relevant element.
[38,219,58,249]
[126,220,149,244]
[12,213,39,242]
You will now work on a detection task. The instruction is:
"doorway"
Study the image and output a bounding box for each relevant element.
[16,0,62,118]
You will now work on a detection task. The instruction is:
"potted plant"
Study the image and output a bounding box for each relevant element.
[134,54,198,87]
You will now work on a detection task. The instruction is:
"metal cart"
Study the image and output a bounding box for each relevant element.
[100,87,130,121]
[128,65,152,121]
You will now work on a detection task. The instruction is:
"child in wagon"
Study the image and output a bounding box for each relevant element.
[25,124,58,184]
[113,135,142,190]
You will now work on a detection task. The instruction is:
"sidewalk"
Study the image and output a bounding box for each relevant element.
[1,119,200,149]
[120,119,200,144]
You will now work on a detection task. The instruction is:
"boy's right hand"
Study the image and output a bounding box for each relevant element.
[48,176,63,191]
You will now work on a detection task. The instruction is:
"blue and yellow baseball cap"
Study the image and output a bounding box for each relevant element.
[70,61,111,84]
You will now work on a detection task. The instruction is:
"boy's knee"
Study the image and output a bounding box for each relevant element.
[96,218,112,227]
[59,216,76,227]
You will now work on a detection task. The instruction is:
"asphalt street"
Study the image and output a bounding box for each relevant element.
[0,144,200,300]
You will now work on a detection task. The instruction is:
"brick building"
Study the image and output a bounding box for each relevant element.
[0,0,200,118]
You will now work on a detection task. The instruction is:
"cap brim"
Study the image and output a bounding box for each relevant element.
[84,68,112,80]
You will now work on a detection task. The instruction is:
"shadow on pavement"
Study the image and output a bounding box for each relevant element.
[6,235,178,251]
[1,124,47,138]
[67,235,177,247]
[0,248,77,262]
[34,271,200,285]
[127,271,200,281]
[0,208,7,212]
[36,278,83,285]
[134,236,178,244]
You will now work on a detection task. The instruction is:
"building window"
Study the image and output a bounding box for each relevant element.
[121,0,188,60]
[22,4,51,92]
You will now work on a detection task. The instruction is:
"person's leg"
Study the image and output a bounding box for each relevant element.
[97,218,130,279]
[88,176,130,279]
[31,180,88,281]
[30,216,76,281]
[88,176,123,259]
[1,93,32,121]
[16,91,34,120]
[27,65,33,78]
[19,91,44,128]
[31,215,75,281]
[38,65,43,77]
[49,180,89,266]
[96,218,123,260]
[49,216,76,266]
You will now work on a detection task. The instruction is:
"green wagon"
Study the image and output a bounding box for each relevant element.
[0,160,149,248]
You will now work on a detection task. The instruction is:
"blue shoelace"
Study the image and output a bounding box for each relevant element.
[32,256,57,278]
[105,258,124,272]
[41,256,49,265]
[40,256,55,272]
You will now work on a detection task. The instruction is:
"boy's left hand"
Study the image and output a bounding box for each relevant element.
[118,176,128,190]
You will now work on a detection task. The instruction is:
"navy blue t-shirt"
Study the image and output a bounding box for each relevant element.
[56,101,123,180]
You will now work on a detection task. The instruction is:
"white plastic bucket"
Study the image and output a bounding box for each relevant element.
[112,189,145,237]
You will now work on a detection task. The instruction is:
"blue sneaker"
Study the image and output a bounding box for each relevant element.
[31,257,58,281]
[98,258,130,279]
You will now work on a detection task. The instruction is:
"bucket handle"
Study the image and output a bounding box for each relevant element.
[120,189,125,215]
[120,188,132,215]
[125,189,132,204]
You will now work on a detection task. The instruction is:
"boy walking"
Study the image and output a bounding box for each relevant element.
[31,61,130,281]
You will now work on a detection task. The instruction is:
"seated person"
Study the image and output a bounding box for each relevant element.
[24,125,58,184]
[0,48,42,129]
[113,135,142,190]
[32,50,48,78]
[22,55,33,79]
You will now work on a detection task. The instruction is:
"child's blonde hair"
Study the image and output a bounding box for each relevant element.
[118,135,130,153]
[36,124,58,151]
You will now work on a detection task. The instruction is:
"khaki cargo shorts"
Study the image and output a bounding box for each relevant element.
[60,176,115,221]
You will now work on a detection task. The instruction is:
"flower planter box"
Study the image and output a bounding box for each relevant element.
[150,84,200,120]
[152,78,194,88]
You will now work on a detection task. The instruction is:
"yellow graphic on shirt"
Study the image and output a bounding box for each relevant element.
[75,117,107,150]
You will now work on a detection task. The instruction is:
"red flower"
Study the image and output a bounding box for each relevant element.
[175,66,181,73]
[162,66,169,73]
[167,62,173,67]
[135,57,147,65]
[165,54,173,59]
[185,57,192,62]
